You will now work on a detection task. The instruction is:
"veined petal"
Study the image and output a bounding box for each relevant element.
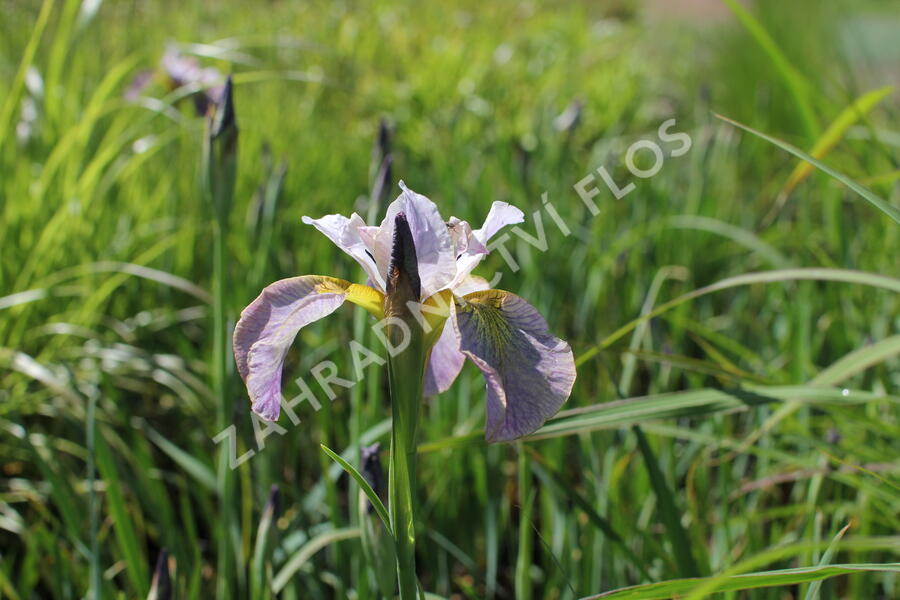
[454,289,575,442]
[233,276,383,420]
[301,213,386,291]
[447,201,524,291]
[424,314,465,396]
[422,291,462,395]
[374,182,456,299]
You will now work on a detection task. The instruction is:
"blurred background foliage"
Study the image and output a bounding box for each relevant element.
[1,0,898,598]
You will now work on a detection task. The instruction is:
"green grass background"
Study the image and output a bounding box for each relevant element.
[1,0,899,598]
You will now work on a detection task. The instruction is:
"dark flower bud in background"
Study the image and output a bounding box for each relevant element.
[204,75,238,223]
[147,549,172,600]
[368,118,393,221]
[358,442,394,597]
[553,98,583,133]
[261,484,282,524]
[360,443,384,513]
[125,45,225,117]
[161,46,225,115]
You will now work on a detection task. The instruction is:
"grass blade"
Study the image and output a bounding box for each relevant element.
[804,523,851,600]
[143,423,216,491]
[734,335,900,453]
[531,385,892,441]
[781,86,895,197]
[530,458,651,580]
[272,528,362,593]
[633,425,702,577]
[583,563,900,599]
[515,447,534,600]
[719,0,818,138]
[321,444,392,535]
[682,537,900,600]
[94,431,150,596]
[812,335,900,386]
[250,486,281,600]
[581,268,900,362]
[421,385,895,450]
[86,394,100,600]
[715,114,900,224]
[0,0,53,147]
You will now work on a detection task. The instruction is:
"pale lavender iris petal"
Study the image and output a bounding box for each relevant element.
[301,213,386,291]
[423,314,465,396]
[454,290,575,442]
[374,182,456,299]
[447,201,524,290]
[356,225,381,259]
[452,274,490,296]
[233,276,347,420]
[474,201,525,244]
[423,276,488,395]
[446,217,487,257]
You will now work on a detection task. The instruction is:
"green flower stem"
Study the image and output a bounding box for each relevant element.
[204,77,238,599]
[212,220,236,599]
[386,326,427,600]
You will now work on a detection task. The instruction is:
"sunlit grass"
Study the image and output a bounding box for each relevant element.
[1,0,898,598]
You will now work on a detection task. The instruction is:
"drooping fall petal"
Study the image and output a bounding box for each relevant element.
[233,276,383,420]
[453,289,575,442]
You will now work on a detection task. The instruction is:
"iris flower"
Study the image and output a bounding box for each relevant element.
[233,182,575,441]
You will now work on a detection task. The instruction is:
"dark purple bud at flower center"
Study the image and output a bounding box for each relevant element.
[384,212,421,319]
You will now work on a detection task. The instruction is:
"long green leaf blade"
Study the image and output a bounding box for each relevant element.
[272,528,361,593]
[782,86,895,196]
[583,563,900,599]
[719,0,818,138]
[715,114,900,224]
[633,425,702,577]
[321,444,392,536]
[94,431,150,596]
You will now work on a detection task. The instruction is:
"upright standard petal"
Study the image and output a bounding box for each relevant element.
[234,276,383,420]
[447,201,524,290]
[453,290,575,442]
[374,182,456,299]
[473,201,525,245]
[302,213,386,291]
[446,217,487,258]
